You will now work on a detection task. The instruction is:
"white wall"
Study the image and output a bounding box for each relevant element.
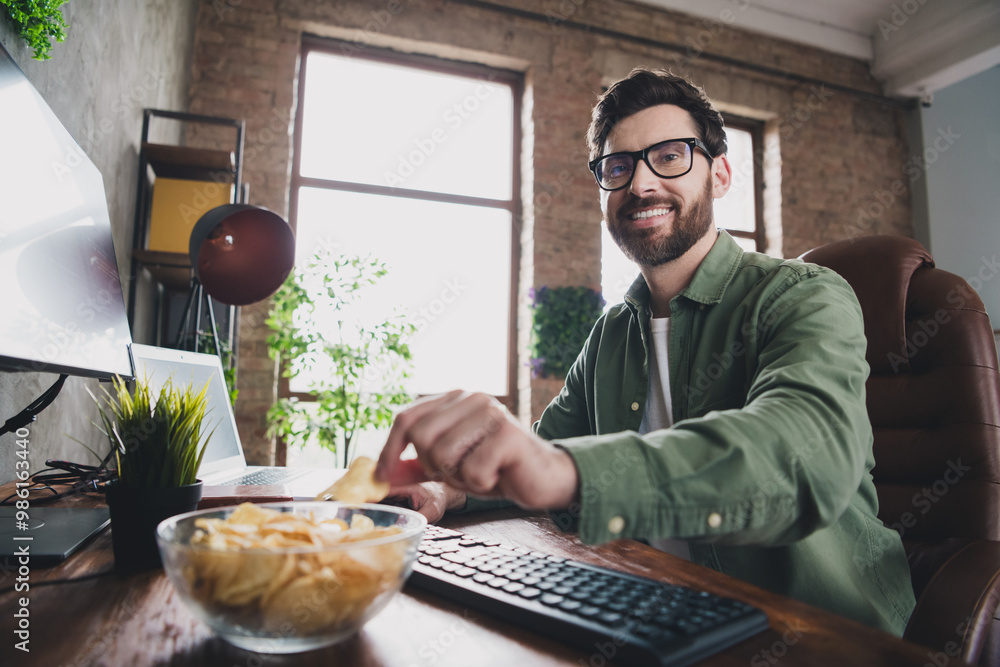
[920,66,1000,340]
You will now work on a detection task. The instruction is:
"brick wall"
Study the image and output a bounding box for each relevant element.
[188,0,912,464]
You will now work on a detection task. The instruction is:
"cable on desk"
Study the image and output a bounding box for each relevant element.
[0,569,117,597]
[1,453,116,506]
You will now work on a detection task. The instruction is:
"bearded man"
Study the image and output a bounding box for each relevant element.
[377,68,916,635]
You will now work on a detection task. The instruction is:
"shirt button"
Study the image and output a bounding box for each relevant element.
[707,512,723,528]
[630,402,640,411]
[608,516,625,535]
[699,304,705,310]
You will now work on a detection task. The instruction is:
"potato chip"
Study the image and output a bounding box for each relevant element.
[315,456,390,503]
[182,503,406,639]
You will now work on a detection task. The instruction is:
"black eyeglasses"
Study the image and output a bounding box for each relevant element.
[589,137,713,191]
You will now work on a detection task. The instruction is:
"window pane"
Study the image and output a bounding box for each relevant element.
[601,223,639,310]
[714,126,756,234]
[293,187,511,396]
[300,52,513,201]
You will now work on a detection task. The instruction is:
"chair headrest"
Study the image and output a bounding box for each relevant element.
[800,235,933,373]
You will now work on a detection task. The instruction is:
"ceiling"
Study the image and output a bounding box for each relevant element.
[633,0,1000,99]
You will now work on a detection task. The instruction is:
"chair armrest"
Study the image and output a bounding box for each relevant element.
[904,540,1000,665]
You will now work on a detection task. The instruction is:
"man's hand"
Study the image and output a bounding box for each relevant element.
[376,390,579,511]
[385,482,467,524]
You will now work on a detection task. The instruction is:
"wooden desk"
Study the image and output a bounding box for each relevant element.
[0,489,964,666]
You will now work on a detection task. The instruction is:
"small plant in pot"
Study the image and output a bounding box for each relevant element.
[94,375,214,571]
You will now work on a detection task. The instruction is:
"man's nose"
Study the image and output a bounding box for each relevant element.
[629,159,661,197]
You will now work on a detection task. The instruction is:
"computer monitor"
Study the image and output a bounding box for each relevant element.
[0,43,133,380]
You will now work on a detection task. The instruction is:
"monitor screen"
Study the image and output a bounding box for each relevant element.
[0,43,133,380]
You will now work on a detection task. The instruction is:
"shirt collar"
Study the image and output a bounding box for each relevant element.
[623,230,745,310]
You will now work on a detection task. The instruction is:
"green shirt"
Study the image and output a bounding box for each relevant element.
[536,231,915,635]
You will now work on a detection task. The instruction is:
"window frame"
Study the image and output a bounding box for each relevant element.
[719,114,766,252]
[283,36,523,423]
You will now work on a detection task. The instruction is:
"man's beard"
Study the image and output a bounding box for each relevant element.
[606,175,715,267]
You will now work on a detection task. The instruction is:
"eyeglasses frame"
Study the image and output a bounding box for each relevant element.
[588,137,714,192]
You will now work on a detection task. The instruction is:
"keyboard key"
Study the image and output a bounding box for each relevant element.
[487,577,510,588]
[517,587,541,599]
[540,594,565,606]
[575,605,601,618]
[503,582,525,594]
[472,573,493,584]
[558,600,582,612]
[597,611,625,626]
[454,568,477,578]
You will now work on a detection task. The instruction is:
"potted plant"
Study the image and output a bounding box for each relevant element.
[95,375,213,571]
[265,250,415,469]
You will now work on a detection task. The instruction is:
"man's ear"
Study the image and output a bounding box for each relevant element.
[711,153,732,199]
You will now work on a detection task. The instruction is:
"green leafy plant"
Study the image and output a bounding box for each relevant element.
[530,286,605,378]
[1,0,69,61]
[266,249,415,466]
[93,376,213,488]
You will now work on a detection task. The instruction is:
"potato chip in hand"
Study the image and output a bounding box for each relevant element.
[316,456,390,503]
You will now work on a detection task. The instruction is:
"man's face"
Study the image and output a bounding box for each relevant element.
[599,104,730,267]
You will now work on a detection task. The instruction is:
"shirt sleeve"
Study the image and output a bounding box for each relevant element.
[544,269,874,546]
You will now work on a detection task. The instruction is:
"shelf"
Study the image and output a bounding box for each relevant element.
[142,142,235,181]
[132,249,192,291]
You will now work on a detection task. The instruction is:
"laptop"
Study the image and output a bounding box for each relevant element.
[129,343,347,499]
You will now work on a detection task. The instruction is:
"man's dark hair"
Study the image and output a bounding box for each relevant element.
[587,68,728,162]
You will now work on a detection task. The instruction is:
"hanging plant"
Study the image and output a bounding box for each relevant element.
[529,286,605,379]
[1,0,69,60]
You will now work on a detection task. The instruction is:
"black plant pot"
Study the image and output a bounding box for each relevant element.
[105,480,203,572]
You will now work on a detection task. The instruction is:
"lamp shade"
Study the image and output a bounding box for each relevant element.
[188,204,295,306]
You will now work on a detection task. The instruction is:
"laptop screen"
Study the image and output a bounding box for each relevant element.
[128,343,245,475]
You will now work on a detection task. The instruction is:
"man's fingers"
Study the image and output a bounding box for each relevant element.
[386,458,429,487]
[376,390,464,481]
[417,399,509,490]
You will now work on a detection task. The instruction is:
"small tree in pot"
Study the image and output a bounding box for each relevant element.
[95,376,214,570]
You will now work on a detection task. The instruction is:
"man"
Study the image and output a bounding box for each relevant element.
[376,68,916,635]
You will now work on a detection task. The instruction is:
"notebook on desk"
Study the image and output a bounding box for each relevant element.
[129,344,347,500]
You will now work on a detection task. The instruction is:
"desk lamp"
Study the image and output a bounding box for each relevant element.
[176,204,295,354]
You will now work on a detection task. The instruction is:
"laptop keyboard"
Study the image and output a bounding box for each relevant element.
[221,468,312,486]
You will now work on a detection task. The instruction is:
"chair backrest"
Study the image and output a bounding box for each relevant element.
[801,235,1000,562]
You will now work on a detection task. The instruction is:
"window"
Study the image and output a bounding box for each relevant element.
[714,117,764,253]
[288,39,521,416]
[601,119,765,306]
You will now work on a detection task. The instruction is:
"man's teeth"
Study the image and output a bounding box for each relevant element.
[630,207,672,220]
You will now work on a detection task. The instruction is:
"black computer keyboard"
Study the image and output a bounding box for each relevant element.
[407,525,769,667]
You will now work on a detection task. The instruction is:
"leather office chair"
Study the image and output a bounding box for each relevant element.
[801,235,1000,665]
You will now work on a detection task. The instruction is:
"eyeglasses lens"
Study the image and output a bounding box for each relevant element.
[595,141,692,190]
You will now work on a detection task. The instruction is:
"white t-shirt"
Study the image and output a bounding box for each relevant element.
[637,317,691,561]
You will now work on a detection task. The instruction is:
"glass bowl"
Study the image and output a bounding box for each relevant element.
[156,502,426,653]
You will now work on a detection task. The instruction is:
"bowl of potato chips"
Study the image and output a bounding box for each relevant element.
[156,502,426,653]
